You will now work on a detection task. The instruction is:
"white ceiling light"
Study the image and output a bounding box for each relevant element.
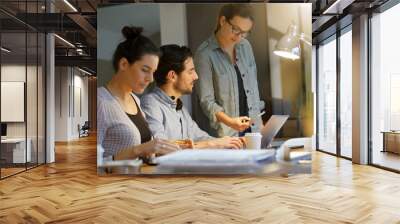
[1,47,11,53]
[78,67,92,76]
[76,48,86,56]
[54,34,75,48]
[323,0,355,14]
[63,0,78,12]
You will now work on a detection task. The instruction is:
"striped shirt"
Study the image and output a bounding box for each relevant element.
[97,87,146,158]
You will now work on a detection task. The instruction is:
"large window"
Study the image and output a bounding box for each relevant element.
[339,28,352,158]
[371,3,400,171]
[316,25,353,159]
[317,36,337,154]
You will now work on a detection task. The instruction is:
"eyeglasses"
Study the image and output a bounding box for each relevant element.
[226,20,250,38]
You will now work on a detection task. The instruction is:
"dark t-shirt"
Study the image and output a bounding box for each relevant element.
[234,64,249,117]
[126,96,152,144]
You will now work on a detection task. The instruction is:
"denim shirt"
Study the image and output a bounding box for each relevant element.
[194,34,265,137]
[141,87,212,141]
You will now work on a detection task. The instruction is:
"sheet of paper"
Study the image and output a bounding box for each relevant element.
[155,149,275,166]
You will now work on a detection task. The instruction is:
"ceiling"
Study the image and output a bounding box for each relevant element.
[0,0,393,75]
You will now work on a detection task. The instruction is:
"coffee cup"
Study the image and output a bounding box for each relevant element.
[244,132,262,149]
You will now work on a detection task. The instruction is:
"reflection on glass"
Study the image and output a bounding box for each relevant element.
[371,3,400,171]
[1,30,27,177]
[27,31,38,169]
[318,38,337,154]
[0,1,47,179]
[38,33,46,165]
[340,30,352,158]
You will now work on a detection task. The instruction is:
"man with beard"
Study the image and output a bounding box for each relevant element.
[141,44,243,149]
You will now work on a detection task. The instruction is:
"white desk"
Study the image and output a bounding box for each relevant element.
[1,138,31,163]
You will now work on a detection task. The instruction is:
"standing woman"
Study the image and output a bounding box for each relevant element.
[195,4,264,137]
[97,26,179,161]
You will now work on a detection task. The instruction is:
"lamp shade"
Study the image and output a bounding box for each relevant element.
[273,23,301,60]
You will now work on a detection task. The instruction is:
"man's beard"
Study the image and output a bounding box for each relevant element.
[176,82,194,95]
[180,88,193,95]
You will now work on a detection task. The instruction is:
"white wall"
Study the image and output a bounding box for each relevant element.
[1,64,46,163]
[97,4,161,87]
[1,65,26,140]
[1,65,32,137]
[72,73,89,138]
[160,4,188,46]
[97,4,160,61]
[159,4,191,114]
[55,67,69,141]
[55,67,89,141]
[1,65,26,81]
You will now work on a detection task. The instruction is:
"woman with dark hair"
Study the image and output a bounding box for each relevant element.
[195,4,265,137]
[97,26,179,161]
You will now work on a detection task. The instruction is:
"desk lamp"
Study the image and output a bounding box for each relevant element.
[273,22,311,60]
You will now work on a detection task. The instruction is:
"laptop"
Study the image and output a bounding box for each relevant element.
[260,115,289,149]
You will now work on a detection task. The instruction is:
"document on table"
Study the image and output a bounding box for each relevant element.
[155,149,276,174]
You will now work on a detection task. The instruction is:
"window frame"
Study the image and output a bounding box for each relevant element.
[367,0,400,173]
[315,24,353,161]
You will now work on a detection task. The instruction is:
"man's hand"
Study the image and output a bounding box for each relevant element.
[208,136,243,149]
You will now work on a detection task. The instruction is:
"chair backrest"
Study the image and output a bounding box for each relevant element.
[82,121,90,129]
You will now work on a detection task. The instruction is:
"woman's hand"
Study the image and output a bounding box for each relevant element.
[113,138,180,161]
[228,116,251,132]
[141,138,180,156]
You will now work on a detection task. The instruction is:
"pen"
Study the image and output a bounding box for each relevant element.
[255,111,266,118]
[241,111,266,123]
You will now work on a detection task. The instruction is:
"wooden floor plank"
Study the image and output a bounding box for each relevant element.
[0,135,399,223]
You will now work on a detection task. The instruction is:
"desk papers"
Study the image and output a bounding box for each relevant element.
[155,149,275,174]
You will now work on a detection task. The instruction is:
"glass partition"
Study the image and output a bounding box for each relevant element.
[1,30,28,178]
[371,3,400,171]
[37,32,45,165]
[27,31,38,169]
[317,36,337,155]
[0,1,46,179]
[339,28,352,158]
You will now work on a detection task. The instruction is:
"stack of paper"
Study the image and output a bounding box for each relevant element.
[155,149,275,174]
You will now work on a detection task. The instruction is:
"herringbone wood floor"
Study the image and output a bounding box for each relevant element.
[1,135,400,224]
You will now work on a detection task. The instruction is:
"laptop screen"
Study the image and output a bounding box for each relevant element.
[260,115,289,148]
